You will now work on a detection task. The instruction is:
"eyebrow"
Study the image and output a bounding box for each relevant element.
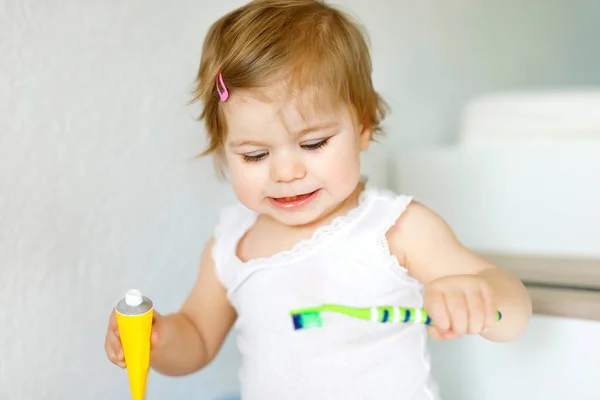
[228,122,338,148]
[228,139,267,148]
[290,122,338,138]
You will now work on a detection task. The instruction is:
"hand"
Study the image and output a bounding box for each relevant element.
[423,274,498,340]
[104,308,163,368]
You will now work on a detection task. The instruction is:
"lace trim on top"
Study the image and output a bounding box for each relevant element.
[235,188,373,266]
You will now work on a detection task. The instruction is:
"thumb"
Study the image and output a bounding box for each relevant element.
[427,326,445,340]
[150,310,163,346]
[427,326,458,341]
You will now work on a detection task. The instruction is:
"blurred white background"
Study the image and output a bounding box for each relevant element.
[1,0,599,399]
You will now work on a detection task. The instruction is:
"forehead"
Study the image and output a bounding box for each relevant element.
[222,83,351,139]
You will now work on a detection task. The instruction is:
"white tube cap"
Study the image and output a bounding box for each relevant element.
[125,289,143,307]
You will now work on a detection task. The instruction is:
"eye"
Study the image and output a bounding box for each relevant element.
[242,151,268,163]
[301,138,330,151]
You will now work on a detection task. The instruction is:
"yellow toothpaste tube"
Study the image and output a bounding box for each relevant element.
[115,289,154,400]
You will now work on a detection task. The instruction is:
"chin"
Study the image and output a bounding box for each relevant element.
[268,209,323,227]
[267,199,338,226]
[272,199,346,227]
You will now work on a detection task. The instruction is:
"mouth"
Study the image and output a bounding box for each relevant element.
[268,190,320,209]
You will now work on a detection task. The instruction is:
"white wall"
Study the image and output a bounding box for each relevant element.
[341,0,600,148]
[0,1,385,399]
[0,1,246,398]
[2,0,599,399]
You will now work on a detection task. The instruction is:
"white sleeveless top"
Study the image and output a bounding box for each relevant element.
[212,185,440,400]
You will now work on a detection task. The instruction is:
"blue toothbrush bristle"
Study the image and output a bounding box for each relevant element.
[292,314,303,330]
[291,311,323,330]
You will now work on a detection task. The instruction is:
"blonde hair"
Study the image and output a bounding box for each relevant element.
[191,0,388,175]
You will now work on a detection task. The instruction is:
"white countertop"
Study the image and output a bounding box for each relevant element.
[481,252,600,321]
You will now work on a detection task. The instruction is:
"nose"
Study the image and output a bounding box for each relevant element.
[270,152,306,182]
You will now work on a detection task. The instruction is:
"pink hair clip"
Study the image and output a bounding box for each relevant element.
[216,72,229,102]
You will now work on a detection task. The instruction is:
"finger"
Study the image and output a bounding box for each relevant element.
[427,325,459,340]
[150,311,162,346]
[446,292,468,336]
[424,292,451,332]
[108,308,118,330]
[466,291,486,334]
[108,338,123,363]
[481,285,498,329]
[108,311,123,341]
[105,333,126,368]
[116,358,126,369]
[441,329,459,340]
[107,307,130,368]
[152,310,162,324]
[107,332,124,361]
[151,328,160,346]
[427,326,444,340]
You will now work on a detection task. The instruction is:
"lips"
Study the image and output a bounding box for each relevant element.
[274,193,314,203]
[268,190,320,209]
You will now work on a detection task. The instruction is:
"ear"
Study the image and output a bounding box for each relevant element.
[358,119,372,151]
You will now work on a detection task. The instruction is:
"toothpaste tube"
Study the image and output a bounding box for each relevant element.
[115,289,154,400]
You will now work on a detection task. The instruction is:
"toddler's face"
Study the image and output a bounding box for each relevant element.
[222,84,370,226]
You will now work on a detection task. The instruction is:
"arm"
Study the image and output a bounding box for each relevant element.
[387,201,532,342]
[150,237,237,375]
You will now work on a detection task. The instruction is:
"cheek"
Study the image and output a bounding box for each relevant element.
[316,138,361,183]
[227,159,266,205]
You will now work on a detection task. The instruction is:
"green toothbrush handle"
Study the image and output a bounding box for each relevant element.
[321,304,502,325]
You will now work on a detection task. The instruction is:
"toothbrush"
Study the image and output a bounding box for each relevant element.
[290,304,502,330]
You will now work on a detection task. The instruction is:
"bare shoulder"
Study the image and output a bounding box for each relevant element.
[386,200,455,246]
[386,200,495,284]
[385,201,451,259]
